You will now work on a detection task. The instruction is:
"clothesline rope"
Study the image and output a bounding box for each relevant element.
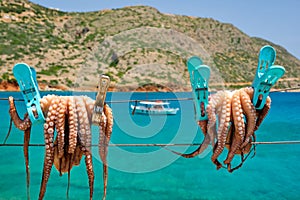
[1,140,300,147]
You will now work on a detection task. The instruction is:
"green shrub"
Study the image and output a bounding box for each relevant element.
[39,65,67,76]
[109,59,119,67]
[50,80,58,85]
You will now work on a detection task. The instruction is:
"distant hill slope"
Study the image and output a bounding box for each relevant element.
[1,0,299,91]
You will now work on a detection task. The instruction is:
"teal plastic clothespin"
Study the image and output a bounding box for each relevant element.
[252,45,285,109]
[187,56,211,121]
[13,63,45,124]
[92,75,110,125]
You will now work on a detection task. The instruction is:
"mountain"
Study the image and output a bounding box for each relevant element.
[1,0,299,91]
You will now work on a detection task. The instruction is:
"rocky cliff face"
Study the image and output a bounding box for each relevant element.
[1,0,299,91]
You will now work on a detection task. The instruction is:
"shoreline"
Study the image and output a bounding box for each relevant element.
[1,88,299,93]
[1,81,299,93]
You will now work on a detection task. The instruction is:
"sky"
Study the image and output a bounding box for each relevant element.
[30,0,300,59]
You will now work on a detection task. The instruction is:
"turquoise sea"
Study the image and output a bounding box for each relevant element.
[0,91,299,200]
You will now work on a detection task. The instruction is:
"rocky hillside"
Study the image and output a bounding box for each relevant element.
[1,0,299,91]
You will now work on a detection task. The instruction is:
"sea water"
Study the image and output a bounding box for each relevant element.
[0,91,299,200]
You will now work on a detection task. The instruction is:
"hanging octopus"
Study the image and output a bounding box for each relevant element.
[169,87,271,172]
[8,94,113,200]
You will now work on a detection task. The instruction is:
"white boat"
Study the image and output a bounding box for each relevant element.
[130,101,179,115]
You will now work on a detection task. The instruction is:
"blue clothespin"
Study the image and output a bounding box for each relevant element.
[252,45,285,109]
[187,56,211,121]
[13,63,45,124]
[92,75,110,125]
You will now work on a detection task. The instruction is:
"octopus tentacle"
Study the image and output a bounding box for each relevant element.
[211,91,232,169]
[54,143,84,174]
[24,127,31,200]
[104,104,113,137]
[75,96,94,199]
[180,120,209,158]
[197,120,207,136]
[99,111,108,199]
[39,96,59,200]
[82,96,95,151]
[8,96,31,131]
[40,94,56,117]
[164,91,225,158]
[101,104,113,200]
[224,89,245,166]
[71,145,84,167]
[243,87,254,99]
[255,96,271,130]
[240,89,257,148]
[242,87,271,131]
[82,96,95,122]
[75,96,91,151]
[53,140,63,175]
[55,96,67,158]
[8,96,32,200]
[207,91,228,148]
[67,96,78,154]
[83,151,94,200]
[166,132,213,158]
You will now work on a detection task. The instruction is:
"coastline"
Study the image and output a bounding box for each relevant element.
[1,81,299,93]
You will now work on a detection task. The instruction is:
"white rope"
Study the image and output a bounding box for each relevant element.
[1,141,300,147]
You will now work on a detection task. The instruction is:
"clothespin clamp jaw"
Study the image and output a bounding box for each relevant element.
[92,75,110,125]
[252,45,285,110]
[187,56,211,121]
[13,63,45,124]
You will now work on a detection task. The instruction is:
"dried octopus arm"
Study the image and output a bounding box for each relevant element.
[84,152,94,200]
[75,96,91,150]
[255,96,271,130]
[82,96,96,150]
[207,91,229,149]
[53,143,84,174]
[79,96,96,200]
[82,96,95,122]
[23,127,31,200]
[67,97,78,154]
[104,104,113,145]
[177,120,210,158]
[243,87,271,130]
[101,104,113,200]
[55,96,67,158]
[243,87,254,99]
[240,89,257,148]
[8,96,31,130]
[99,112,108,199]
[71,145,84,167]
[165,91,229,158]
[40,94,56,117]
[75,96,94,200]
[197,120,207,136]
[168,130,215,159]
[224,90,245,166]
[165,91,228,158]
[8,96,32,200]
[39,97,59,200]
[211,91,232,169]
[53,140,63,175]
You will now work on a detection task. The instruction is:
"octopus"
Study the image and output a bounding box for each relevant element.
[169,87,271,172]
[8,94,113,200]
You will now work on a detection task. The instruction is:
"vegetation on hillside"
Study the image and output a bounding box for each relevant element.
[1,0,299,91]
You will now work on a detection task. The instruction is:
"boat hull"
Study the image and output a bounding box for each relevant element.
[130,105,178,115]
